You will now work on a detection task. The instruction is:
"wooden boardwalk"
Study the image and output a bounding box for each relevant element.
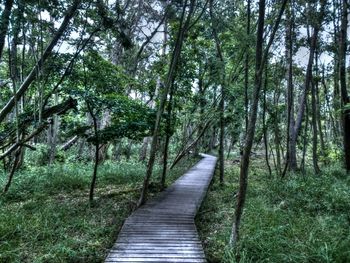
[105,154,217,263]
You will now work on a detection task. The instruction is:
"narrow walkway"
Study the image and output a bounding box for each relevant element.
[105,154,217,263]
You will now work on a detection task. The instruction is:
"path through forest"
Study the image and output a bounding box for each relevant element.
[105,154,217,262]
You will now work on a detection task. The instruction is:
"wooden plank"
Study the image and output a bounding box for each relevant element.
[105,154,217,263]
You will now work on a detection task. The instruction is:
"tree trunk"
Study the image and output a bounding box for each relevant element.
[0,0,14,61]
[61,135,79,151]
[292,0,326,161]
[230,0,287,247]
[339,0,350,172]
[161,85,174,190]
[244,0,251,135]
[301,96,310,173]
[209,0,225,183]
[139,137,150,162]
[48,94,59,164]
[3,147,21,193]
[263,70,272,177]
[231,0,266,247]
[87,103,99,204]
[273,91,282,175]
[284,1,297,174]
[137,0,196,207]
[311,78,321,174]
[125,139,133,161]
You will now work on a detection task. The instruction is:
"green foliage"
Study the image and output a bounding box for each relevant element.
[197,161,350,263]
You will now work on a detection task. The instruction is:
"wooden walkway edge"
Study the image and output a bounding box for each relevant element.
[105,154,217,263]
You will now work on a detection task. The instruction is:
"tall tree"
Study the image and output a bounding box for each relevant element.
[284,0,296,173]
[209,0,226,183]
[290,0,326,172]
[0,0,14,61]
[230,0,288,246]
[137,0,196,207]
[339,0,350,171]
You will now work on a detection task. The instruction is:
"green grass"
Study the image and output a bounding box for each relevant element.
[0,156,200,263]
[196,161,350,263]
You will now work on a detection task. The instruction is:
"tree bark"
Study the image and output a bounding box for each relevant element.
[0,0,14,61]
[209,0,226,183]
[160,86,174,190]
[139,137,150,162]
[3,147,21,193]
[311,77,321,174]
[339,0,350,172]
[244,0,251,135]
[87,103,99,204]
[48,94,60,164]
[61,136,79,151]
[283,1,297,175]
[262,70,272,177]
[273,91,282,175]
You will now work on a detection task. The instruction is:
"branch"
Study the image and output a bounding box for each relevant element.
[0,122,49,160]
[170,120,212,169]
[0,97,77,146]
[0,0,81,123]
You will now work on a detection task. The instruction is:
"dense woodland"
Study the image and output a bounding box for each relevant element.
[0,0,349,262]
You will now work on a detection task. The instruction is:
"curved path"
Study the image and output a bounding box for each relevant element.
[105,154,217,263]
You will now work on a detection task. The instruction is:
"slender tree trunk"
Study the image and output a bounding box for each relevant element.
[0,0,14,61]
[262,73,272,177]
[230,0,287,247]
[3,147,21,193]
[244,0,251,134]
[314,53,325,156]
[292,0,326,155]
[273,91,282,175]
[87,104,99,204]
[311,78,321,174]
[138,0,196,207]
[77,139,85,160]
[339,0,350,172]
[9,11,22,169]
[161,87,174,190]
[231,0,266,247]
[332,0,342,139]
[210,0,226,183]
[48,93,59,164]
[283,1,297,175]
[139,137,150,162]
[301,97,310,173]
[61,135,78,151]
[194,74,206,155]
[320,64,337,143]
[125,139,132,161]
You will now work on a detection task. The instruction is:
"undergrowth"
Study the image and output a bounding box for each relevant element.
[0,156,199,263]
[196,161,350,263]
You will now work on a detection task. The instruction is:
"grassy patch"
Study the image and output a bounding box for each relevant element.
[0,156,199,263]
[196,161,350,263]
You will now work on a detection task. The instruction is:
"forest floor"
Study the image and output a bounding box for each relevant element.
[0,156,200,263]
[196,158,350,263]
